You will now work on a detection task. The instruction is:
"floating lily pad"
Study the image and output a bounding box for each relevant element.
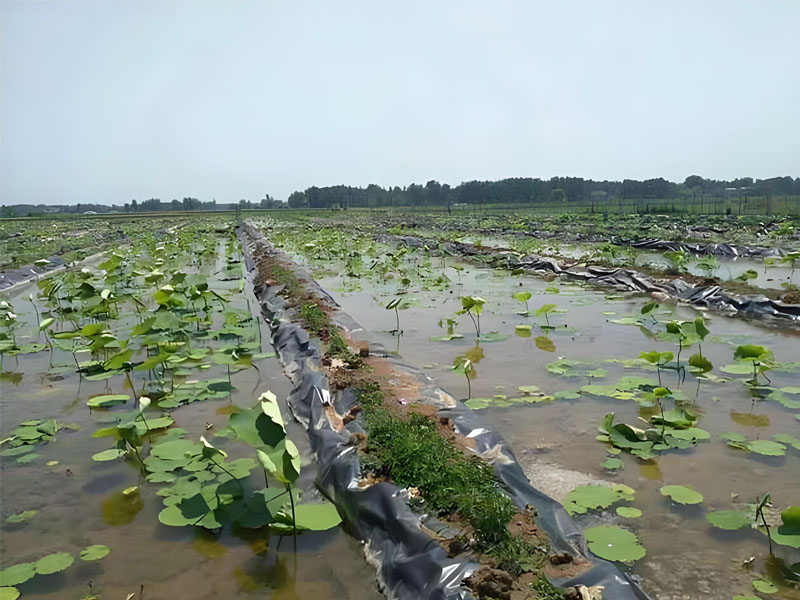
[0,587,21,600]
[720,363,753,375]
[34,552,74,575]
[91,448,126,462]
[601,457,624,470]
[746,440,787,456]
[6,510,36,524]
[79,545,110,561]
[150,439,200,461]
[752,579,777,593]
[16,453,40,464]
[584,525,646,562]
[87,394,130,408]
[773,433,800,450]
[616,506,642,518]
[0,563,36,587]
[276,503,342,531]
[564,484,634,515]
[660,485,703,505]
[478,331,509,343]
[464,398,492,410]
[706,509,752,530]
[518,385,540,395]
[429,334,465,342]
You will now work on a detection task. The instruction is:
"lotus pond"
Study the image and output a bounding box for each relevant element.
[2,212,798,600]
[0,220,377,600]
[251,214,800,600]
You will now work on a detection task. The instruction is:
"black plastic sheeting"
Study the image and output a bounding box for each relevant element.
[628,239,784,258]
[395,237,800,324]
[0,256,68,291]
[241,223,651,600]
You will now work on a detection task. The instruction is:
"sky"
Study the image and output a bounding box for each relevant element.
[1,0,799,206]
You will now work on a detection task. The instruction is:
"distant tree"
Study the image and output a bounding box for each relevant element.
[288,191,309,208]
[684,175,705,189]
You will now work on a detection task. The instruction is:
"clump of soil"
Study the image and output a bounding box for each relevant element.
[780,289,800,304]
[465,568,515,600]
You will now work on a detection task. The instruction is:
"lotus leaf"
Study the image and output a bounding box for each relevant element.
[151,439,200,460]
[752,579,777,593]
[660,485,703,505]
[584,525,646,562]
[0,563,36,587]
[92,448,126,462]
[87,394,129,408]
[0,587,21,600]
[6,510,36,524]
[34,552,74,575]
[564,484,634,515]
[706,509,752,530]
[79,545,110,561]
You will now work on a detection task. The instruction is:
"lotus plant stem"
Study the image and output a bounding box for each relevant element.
[757,497,773,555]
[467,311,479,338]
[261,465,269,488]
[465,373,471,399]
[71,351,81,376]
[137,412,150,433]
[127,442,146,469]
[126,371,138,403]
[29,298,41,341]
[287,483,297,538]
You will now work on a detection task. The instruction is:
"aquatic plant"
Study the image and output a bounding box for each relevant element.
[733,344,774,386]
[512,290,531,315]
[386,297,403,335]
[535,303,557,328]
[452,358,475,399]
[696,255,720,277]
[663,249,689,272]
[639,350,673,386]
[457,295,485,338]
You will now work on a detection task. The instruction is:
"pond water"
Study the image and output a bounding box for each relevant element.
[0,240,379,600]
[286,243,800,600]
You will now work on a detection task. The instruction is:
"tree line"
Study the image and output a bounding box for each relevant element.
[287,176,800,209]
[2,176,798,217]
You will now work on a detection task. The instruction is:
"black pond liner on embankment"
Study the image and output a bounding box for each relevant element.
[390,235,800,325]
[0,256,68,291]
[240,223,650,600]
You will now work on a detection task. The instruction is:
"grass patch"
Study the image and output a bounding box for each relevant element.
[354,382,545,571]
[530,574,567,599]
[300,302,328,333]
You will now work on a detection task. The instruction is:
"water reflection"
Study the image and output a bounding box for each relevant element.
[101,487,144,526]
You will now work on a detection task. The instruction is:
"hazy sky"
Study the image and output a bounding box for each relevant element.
[1,0,798,205]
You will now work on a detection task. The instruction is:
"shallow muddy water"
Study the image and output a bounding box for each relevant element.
[0,247,379,599]
[288,246,800,600]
